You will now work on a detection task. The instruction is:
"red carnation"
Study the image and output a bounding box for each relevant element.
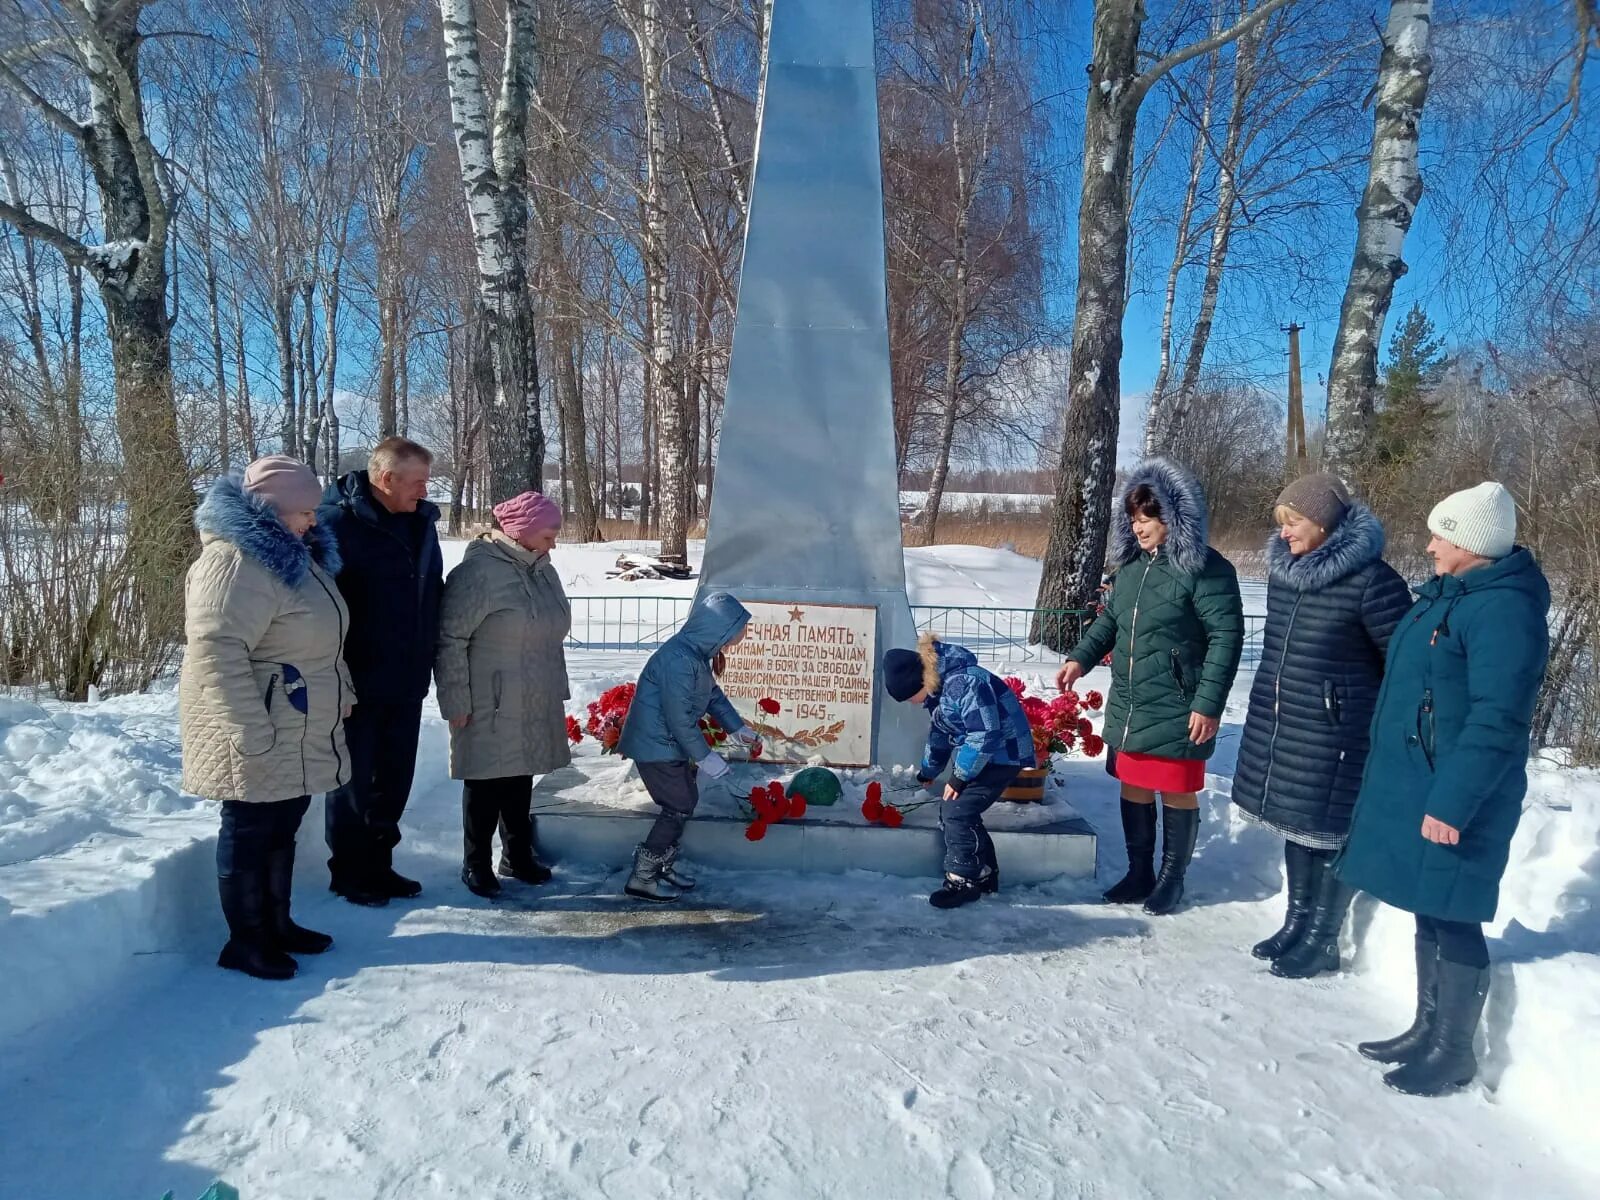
[1002,676,1026,697]
[862,797,883,822]
[745,821,768,841]
[758,697,781,715]
[1077,717,1094,736]
[880,805,904,828]
[1082,734,1105,757]
[788,795,807,819]
[750,741,763,759]
[866,781,883,804]
[1085,690,1104,711]
[766,780,785,803]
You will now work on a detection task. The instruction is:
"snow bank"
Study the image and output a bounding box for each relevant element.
[0,690,222,1044]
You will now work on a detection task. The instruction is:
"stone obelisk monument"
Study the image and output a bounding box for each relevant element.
[698,0,924,768]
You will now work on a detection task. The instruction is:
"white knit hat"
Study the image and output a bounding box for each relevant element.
[1427,482,1517,559]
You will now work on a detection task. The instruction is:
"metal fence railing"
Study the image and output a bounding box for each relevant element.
[564,595,1268,668]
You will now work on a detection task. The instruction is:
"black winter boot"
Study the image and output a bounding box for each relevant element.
[462,788,502,898]
[329,869,391,907]
[1102,800,1157,903]
[497,805,553,885]
[1142,805,1199,915]
[461,863,502,898]
[265,845,332,955]
[1253,841,1315,959]
[218,869,298,980]
[376,866,423,899]
[1360,935,1441,1063]
[930,873,984,909]
[1383,960,1490,1096]
[1271,855,1352,979]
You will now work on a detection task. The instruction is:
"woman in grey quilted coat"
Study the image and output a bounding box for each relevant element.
[180,456,354,981]
[435,491,572,899]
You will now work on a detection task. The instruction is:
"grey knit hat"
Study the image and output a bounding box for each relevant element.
[1275,472,1351,531]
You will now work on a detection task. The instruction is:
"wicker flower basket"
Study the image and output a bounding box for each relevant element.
[1000,765,1050,803]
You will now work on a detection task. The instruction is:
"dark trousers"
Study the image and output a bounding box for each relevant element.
[938,762,1022,878]
[220,796,311,878]
[636,760,699,854]
[1416,914,1489,968]
[463,775,537,870]
[325,699,424,883]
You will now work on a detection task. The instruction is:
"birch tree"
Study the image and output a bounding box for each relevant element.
[439,0,544,498]
[1035,0,1298,623]
[619,0,692,560]
[0,0,195,632]
[1323,0,1434,474]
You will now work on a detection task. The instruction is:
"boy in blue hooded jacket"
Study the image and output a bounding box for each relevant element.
[618,591,761,900]
[883,633,1037,908]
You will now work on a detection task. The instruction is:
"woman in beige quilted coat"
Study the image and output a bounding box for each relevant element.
[180,456,353,980]
[435,490,572,899]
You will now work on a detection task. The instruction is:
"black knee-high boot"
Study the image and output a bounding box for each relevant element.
[1383,960,1490,1096]
[497,790,552,884]
[461,785,502,898]
[1143,805,1199,915]
[218,867,297,980]
[266,843,333,955]
[1360,934,1440,1063]
[1252,840,1315,959]
[1102,800,1157,903]
[1271,852,1352,978]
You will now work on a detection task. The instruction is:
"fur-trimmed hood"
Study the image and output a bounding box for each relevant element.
[1266,501,1387,592]
[195,474,342,588]
[1111,457,1210,576]
[917,632,977,699]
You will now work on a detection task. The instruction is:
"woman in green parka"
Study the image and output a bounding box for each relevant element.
[1338,483,1550,1098]
[1058,458,1244,916]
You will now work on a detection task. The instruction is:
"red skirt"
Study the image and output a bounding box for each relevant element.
[1114,749,1205,794]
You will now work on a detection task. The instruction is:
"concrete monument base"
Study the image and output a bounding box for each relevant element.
[530,759,1097,884]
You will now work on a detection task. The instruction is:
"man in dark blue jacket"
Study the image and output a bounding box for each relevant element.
[318,437,444,905]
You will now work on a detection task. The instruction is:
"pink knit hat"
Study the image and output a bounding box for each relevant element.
[493,491,562,540]
[242,455,323,514]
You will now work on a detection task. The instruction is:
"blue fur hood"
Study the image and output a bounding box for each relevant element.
[1111,457,1210,576]
[195,475,342,588]
[1266,501,1387,592]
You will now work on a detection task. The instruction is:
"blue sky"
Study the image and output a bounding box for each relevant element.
[1023,0,1598,462]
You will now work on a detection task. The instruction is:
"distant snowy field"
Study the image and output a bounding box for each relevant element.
[0,540,1594,1198]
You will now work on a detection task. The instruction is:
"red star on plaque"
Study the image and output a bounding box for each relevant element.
[788,606,805,622]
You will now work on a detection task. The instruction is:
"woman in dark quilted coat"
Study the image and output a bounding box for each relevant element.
[1233,474,1412,979]
[1058,459,1243,915]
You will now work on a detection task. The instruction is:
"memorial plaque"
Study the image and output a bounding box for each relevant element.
[718,601,878,766]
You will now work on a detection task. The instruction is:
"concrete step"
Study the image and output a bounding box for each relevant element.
[531,763,1097,884]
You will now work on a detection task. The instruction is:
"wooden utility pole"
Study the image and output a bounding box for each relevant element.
[1284,321,1308,479]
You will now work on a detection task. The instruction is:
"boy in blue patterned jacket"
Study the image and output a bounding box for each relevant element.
[883,633,1037,908]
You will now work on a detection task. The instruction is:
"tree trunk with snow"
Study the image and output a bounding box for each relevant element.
[626,0,691,561]
[1035,0,1299,625]
[0,0,194,641]
[1324,0,1433,474]
[1035,4,1141,623]
[439,0,543,499]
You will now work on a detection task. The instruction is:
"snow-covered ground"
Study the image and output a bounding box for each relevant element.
[0,541,1594,1198]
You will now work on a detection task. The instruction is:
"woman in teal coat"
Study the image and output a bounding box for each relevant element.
[1058,458,1244,916]
[1338,483,1550,1097]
